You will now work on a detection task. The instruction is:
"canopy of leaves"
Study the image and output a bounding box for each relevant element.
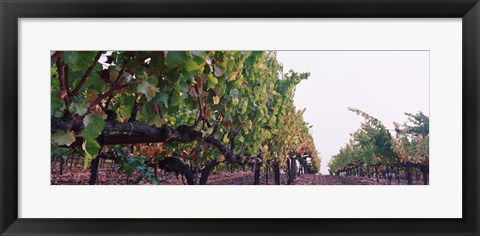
[51,51,320,177]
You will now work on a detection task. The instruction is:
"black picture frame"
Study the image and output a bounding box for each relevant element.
[1,0,479,235]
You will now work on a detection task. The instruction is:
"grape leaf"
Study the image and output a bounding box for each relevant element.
[83,139,101,157]
[153,91,169,108]
[170,91,183,108]
[120,94,135,119]
[138,80,159,101]
[214,65,225,77]
[207,74,218,90]
[61,52,99,72]
[51,130,76,147]
[165,51,190,68]
[213,95,220,105]
[69,100,89,116]
[81,114,105,140]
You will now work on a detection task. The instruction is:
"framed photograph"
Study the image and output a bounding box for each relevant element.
[1,0,479,235]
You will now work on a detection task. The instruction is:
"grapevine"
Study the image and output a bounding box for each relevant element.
[51,51,321,185]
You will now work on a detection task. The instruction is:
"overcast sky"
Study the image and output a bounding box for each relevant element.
[277,51,429,174]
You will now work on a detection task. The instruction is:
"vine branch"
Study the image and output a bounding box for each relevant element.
[51,117,242,164]
[71,51,103,96]
[55,60,71,107]
[51,51,63,63]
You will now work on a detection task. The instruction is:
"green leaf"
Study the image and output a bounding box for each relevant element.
[165,51,190,68]
[179,76,189,94]
[184,60,205,76]
[153,91,169,108]
[51,144,74,156]
[50,66,57,75]
[123,72,133,82]
[192,51,207,57]
[228,88,240,104]
[69,100,89,116]
[82,139,101,170]
[83,139,101,156]
[120,94,135,119]
[52,130,76,147]
[61,52,99,72]
[138,80,159,101]
[241,100,248,114]
[207,74,218,90]
[149,52,165,69]
[51,95,65,118]
[202,127,214,137]
[82,64,106,92]
[81,114,105,140]
[170,91,183,108]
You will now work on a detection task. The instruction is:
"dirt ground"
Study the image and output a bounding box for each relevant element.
[51,163,426,185]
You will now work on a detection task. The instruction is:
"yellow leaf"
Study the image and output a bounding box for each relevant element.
[83,153,91,170]
[213,95,220,105]
[155,117,167,127]
[217,154,225,162]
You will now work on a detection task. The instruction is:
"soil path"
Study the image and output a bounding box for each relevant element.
[51,164,425,185]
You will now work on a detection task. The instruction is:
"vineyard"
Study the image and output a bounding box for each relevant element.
[328,109,429,185]
[51,51,320,185]
[50,51,428,185]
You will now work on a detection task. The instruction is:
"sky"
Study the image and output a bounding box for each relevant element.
[276,51,429,174]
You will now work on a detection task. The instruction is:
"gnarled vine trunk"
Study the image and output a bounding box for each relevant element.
[421,166,429,185]
[274,162,281,185]
[158,157,194,185]
[265,165,269,185]
[89,156,100,185]
[194,139,201,185]
[199,160,219,185]
[286,158,292,185]
[253,159,261,185]
[59,157,65,175]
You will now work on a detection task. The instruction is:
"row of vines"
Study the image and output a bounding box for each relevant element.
[51,51,320,185]
[328,108,429,185]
